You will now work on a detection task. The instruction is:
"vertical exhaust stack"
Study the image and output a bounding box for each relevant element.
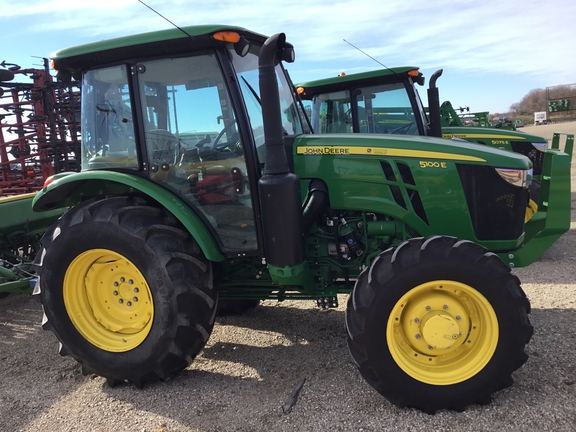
[427,69,443,138]
[258,33,305,267]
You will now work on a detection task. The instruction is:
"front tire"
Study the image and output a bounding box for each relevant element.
[34,196,216,387]
[346,236,533,413]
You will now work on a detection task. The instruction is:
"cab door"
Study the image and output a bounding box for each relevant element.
[136,52,258,253]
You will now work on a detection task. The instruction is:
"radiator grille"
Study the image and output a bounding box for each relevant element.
[510,142,544,176]
[457,165,527,241]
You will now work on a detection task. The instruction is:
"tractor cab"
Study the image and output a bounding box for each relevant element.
[71,29,307,254]
[298,68,427,136]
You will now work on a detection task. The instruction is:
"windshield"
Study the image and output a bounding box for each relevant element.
[357,82,418,134]
[307,80,425,136]
[413,86,428,133]
[230,48,306,162]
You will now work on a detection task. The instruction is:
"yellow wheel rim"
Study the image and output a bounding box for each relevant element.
[387,280,498,385]
[64,249,154,352]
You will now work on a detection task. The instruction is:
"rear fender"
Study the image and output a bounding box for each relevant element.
[32,171,224,262]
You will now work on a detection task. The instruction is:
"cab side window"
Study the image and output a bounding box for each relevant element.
[81,65,138,170]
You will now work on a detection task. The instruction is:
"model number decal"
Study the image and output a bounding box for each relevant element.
[419,161,447,169]
[491,140,510,145]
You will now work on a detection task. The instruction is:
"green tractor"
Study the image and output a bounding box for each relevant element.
[296,67,569,221]
[31,26,571,413]
[0,194,65,296]
[437,101,492,129]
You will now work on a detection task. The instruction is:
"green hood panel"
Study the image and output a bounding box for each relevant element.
[291,134,529,249]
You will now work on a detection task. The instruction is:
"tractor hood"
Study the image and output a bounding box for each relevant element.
[292,133,532,169]
[442,126,547,143]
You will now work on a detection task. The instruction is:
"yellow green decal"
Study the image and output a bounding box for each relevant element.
[0,192,36,204]
[442,133,524,141]
[296,146,486,162]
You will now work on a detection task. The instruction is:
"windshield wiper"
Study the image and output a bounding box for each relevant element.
[241,76,261,105]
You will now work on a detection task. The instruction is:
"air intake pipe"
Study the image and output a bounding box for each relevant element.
[258,33,305,267]
[302,179,328,235]
[427,69,443,138]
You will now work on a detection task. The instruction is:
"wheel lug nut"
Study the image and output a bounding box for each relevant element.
[113,291,118,296]
[414,318,420,323]
[428,345,434,350]
[443,305,448,310]
[118,299,123,304]
[114,282,119,287]
[133,297,138,302]
[127,301,132,306]
[415,334,421,340]
[426,306,431,311]
[456,315,461,320]
[120,277,125,283]
[134,288,139,293]
[128,279,133,285]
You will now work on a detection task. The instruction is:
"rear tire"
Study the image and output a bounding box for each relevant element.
[34,196,216,387]
[346,236,532,413]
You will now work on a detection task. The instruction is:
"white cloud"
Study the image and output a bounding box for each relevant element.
[1,0,573,112]
[0,0,134,16]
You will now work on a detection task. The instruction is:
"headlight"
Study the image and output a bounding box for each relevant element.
[495,167,532,188]
[531,141,548,152]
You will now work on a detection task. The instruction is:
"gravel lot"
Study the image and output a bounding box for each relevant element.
[1,122,575,432]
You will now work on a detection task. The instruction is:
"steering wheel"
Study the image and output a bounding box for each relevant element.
[391,121,416,135]
[213,120,238,150]
[344,108,353,123]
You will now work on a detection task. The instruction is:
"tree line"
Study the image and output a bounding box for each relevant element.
[508,84,576,117]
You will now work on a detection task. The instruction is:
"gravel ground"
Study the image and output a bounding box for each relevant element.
[1,122,575,432]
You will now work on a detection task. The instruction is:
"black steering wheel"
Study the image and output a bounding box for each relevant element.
[391,121,416,135]
[213,120,238,150]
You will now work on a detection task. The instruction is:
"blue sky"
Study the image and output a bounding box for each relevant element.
[1,0,574,114]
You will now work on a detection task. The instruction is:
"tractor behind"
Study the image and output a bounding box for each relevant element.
[0,62,79,296]
[296,67,574,233]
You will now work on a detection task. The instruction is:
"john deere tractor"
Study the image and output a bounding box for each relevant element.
[32,26,571,413]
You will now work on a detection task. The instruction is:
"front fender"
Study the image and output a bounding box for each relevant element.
[33,171,224,262]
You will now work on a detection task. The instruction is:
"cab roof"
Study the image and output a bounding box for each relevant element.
[51,24,269,74]
[296,67,420,98]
